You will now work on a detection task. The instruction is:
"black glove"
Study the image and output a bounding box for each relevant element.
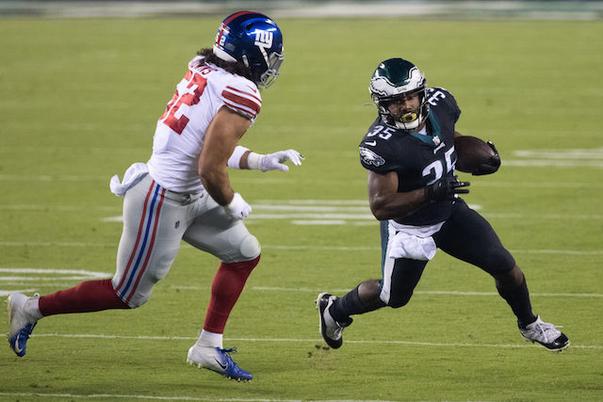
[473,141,501,176]
[426,175,470,201]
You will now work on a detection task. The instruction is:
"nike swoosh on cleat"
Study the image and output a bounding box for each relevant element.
[13,336,24,356]
[215,358,228,370]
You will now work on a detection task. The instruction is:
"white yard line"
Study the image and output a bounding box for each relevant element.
[1,173,601,188]
[245,286,603,298]
[13,332,602,350]
[2,277,601,298]
[0,241,114,247]
[3,203,603,221]
[1,241,602,256]
[0,289,35,296]
[0,392,303,402]
[474,181,603,188]
[0,204,119,212]
[504,160,603,168]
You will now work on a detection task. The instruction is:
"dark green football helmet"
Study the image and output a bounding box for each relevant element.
[369,58,428,131]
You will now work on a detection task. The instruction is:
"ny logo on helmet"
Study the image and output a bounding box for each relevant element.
[254,30,273,48]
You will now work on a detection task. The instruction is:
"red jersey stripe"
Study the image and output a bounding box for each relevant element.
[225,85,261,103]
[222,90,261,114]
[223,100,257,119]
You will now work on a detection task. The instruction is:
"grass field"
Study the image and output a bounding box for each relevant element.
[1,17,602,401]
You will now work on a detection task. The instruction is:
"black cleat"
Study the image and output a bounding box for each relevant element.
[315,292,352,349]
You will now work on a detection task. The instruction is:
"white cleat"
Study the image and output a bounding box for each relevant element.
[7,292,39,357]
[187,344,253,381]
[519,316,570,352]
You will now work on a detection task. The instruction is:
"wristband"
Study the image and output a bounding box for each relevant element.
[227,146,250,169]
[246,151,264,170]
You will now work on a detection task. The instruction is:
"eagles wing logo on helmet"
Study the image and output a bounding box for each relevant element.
[369,76,397,97]
[359,147,385,167]
[368,58,429,131]
[370,66,425,98]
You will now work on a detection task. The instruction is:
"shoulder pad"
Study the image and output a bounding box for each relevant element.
[426,87,461,122]
[220,75,262,120]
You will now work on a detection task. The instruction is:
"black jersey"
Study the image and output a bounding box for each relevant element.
[359,87,462,226]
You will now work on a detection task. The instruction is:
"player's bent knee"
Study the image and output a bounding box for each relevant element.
[483,247,516,275]
[387,292,413,308]
[126,294,150,309]
[238,234,261,260]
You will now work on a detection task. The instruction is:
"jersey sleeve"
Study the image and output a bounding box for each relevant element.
[220,76,262,121]
[359,138,401,174]
[431,87,461,123]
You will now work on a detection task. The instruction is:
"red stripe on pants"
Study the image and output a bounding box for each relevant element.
[125,188,166,304]
[116,180,156,291]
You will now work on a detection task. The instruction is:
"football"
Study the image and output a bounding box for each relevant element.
[454,135,501,175]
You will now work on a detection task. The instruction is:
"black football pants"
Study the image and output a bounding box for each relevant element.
[381,199,516,308]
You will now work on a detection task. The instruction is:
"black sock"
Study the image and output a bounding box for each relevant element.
[330,285,385,323]
[496,274,537,328]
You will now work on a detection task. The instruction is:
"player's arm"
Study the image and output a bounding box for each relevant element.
[199,107,251,217]
[228,146,303,172]
[368,170,470,220]
[368,171,428,220]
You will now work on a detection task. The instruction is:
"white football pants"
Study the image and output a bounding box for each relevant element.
[111,174,260,307]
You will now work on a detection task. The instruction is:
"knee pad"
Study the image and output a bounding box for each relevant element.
[238,233,261,260]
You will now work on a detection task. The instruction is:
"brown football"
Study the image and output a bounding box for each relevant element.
[454,135,500,175]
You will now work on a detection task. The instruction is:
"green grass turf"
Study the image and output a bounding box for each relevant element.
[1,17,602,401]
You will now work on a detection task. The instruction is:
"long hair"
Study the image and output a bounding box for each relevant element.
[196,48,253,82]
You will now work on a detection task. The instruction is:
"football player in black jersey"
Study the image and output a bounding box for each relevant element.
[316,58,569,352]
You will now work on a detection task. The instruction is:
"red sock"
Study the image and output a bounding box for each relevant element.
[39,279,130,317]
[203,255,260,333]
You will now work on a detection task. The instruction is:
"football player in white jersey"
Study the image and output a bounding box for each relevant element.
[7,11,301,382]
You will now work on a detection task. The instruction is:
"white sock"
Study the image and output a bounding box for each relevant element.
[197,330,223,348]
[24,296,43,321]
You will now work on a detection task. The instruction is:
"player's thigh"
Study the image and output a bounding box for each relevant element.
[113,176,188,306]
[183,196,260,262]
[381,257,428,308]
[380,221,428,307]
[434,200,515,274]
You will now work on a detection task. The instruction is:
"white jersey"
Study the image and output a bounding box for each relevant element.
[147,56,262,193]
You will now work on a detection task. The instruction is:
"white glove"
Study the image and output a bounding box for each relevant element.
[258,149,304,172]
[224,193,252,220]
